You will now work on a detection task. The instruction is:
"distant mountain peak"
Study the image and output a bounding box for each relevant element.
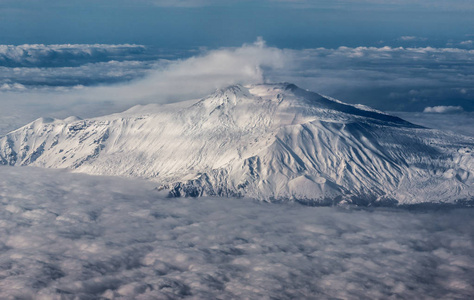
[1,83,473,205]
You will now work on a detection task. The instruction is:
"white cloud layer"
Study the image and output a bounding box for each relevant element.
[0,60,157,89]
[0,44,147,67]
[271,46,474,112]
[423,105,464,113]
[0,165,473,298]
[1,42,473,135]
[0,40,288,134]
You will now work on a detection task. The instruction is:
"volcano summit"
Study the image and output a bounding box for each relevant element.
[1,83,473,205]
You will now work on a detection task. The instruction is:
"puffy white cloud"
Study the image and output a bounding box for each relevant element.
[111,37,287,102]
[0,165,473,298]
[0,44,147,67]
[423,106,464,113]
[399,36,428,41]
[460,40,473,46]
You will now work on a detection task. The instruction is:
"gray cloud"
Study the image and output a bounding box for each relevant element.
[0,165,473,298]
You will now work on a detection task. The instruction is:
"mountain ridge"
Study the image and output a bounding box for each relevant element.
[1,83,473,205]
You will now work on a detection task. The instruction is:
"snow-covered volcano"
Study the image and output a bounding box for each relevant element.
[1,83,473,205]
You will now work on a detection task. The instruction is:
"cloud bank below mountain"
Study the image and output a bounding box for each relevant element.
[0,165,473,298]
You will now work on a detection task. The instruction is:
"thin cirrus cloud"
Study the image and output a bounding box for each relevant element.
[0,165,473,298]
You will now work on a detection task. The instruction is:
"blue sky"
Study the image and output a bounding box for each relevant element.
[1,0,474,48]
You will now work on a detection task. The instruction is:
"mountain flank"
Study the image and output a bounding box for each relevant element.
[1,83,473,205]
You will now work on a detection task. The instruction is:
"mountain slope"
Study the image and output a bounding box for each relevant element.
[1,83,473,205]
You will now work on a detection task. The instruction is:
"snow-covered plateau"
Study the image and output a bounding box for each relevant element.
[1,83,473,205]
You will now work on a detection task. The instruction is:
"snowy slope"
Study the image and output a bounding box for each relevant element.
[1,83,473,205]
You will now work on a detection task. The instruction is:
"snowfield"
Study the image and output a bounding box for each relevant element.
[0,165,473,299]
[1,83,473,205]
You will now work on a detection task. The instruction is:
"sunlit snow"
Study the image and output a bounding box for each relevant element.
[2,83,473,205]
